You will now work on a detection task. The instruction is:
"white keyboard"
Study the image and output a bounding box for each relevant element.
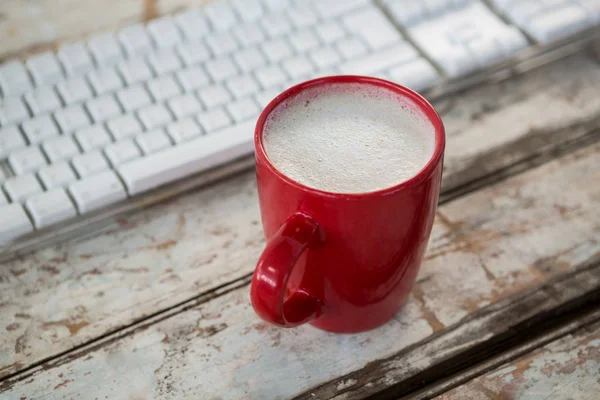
[0,0,598,257]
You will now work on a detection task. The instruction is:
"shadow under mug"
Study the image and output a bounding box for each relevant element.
[250,76,446,333]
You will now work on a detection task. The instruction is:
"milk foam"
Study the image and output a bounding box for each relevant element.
[263,83,437,194]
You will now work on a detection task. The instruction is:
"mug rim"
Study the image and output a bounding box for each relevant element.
[254,75,446,200]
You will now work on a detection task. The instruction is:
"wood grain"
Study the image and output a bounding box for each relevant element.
[0,0,211,62]
[2,132,599,399]
[435,318,600,400]
[2,53,600,382]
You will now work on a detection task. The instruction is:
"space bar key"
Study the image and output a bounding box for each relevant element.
[117,120,256,195]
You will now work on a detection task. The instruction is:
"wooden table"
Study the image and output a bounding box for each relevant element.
[1,1,600,399]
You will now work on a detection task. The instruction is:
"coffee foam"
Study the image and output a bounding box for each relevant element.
[263,82,437,194]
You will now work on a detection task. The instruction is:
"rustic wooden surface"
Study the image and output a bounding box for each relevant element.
[0,0,211,62]
[1,1,600,398]
[436,318,600,399]
[2,135,599,399]
[2,52,600,381]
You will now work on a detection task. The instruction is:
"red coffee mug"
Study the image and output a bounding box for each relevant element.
[250,76,445,333]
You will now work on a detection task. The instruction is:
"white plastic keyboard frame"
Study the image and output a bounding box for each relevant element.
[1,25,600,263]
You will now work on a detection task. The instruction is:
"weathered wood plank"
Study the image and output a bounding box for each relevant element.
[403,306,600,400]
[3,132,599,399]
[435,318,600,400]
[304,263,600,400]
[2,53,600,381]
[0,0,211,62]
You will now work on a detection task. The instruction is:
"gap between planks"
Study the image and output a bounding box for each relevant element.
[431,313,600,399]
[404,306,600,400]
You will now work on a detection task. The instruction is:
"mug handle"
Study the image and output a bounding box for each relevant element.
[250,212,325,327]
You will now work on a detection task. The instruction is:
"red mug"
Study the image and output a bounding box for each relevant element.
[250,76,445,333]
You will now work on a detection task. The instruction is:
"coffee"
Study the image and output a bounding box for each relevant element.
[263,83,437,194]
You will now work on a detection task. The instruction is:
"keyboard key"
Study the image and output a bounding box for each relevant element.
[104,139,142,166]
[205,58,239,82]
[136,129,172,154]
[197,85,232,108]
[107,114,143,140]
[336,38,369,60]
[147,48,183,75]
[525,4,591,42]
[226,75,261,98]
[0,204,33,243]
[118,119,254,195]
[0,61,33,97]
[226,98,260,122]
[116,85,152,112]
[26,52,64,86]
[255,65,288,88]
[497,1,549,26]
[234,48,267,72]
[282,56,315,80]
[289,30,321,53]
[176,42,211,66]
[118,24,153,57]
[57,42,94,76]
[175,9,211,40]
[56,77,94,105]
[54,104,91,133]
[0,97,29,126]
[87,67,124,95]
[384,0,429,26]
[86,95,122,122]
[343,7,403,49]
[205,1,238,31]
[147,75,182,101]
[75,125,113,151]
[24,87,62,115]
[314,0,371,18]
[72,151,110,177]
[261,13,293,37]
[316,22,346,44]
[4,174,43,202]
[88,33,124,66]
[233,23,266,47]
[255,87,282,108]
[69,170,127,213]
[167,94,203,119]
[38,162,78,189]
[41,136,80,163]
[118,58,153,85]
[310,47,342,69]
[147,16,183,48]
[388,58,441,91]
[8,147,48,175]
[206,32,239,56]
[166,118,203,143]
[261,0,291,12]
[21,115,60,144]
[0,126,27,158]
[137,104,173,130]
[175,66,210,92]
[197,108,232,132]
[407,3,528,76]
[231,0,264,21]
[287,7,319,28]
[26,189,77,228]
[340,43,419,75]
[262,39,294,63]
